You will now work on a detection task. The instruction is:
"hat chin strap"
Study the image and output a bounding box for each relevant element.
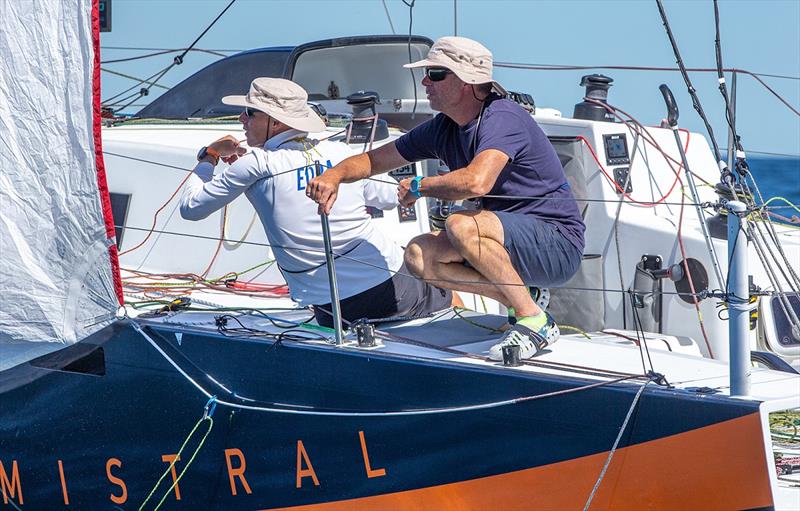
[265,117,292,143]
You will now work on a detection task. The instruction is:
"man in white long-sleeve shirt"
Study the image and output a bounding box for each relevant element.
[180,77,453,327]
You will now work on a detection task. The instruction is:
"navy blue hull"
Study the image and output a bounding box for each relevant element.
[0,322,772,510]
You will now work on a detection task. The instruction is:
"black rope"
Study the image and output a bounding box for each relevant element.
[655,0,723,160]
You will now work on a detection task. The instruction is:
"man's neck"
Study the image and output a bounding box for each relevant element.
[447,97,487,127]
[262,124,293,146]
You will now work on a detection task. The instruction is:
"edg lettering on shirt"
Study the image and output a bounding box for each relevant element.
[296,160,333,191]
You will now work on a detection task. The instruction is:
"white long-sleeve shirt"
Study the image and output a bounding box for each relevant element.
[180,129,403,305]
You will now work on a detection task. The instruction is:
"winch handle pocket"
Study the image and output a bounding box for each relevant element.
[659,84,679,127]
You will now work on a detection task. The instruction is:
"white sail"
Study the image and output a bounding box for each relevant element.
[0,0,119,346]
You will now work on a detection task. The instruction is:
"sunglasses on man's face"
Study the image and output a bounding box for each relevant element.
[244,107,260,118]
[425,68,452,82]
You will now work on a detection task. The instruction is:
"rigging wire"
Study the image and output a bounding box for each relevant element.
[708,0,800,338]
[102,45,241,53]
[102,47,227,65]
[655,0,724,160]
[381,0,396,34]
[403,0,419,117]
[105,0,238,114]
[102,66,173,107]
[494,61,800,118]
[494,62,800,82]
[101,68,170,90]
[712,0,739,153]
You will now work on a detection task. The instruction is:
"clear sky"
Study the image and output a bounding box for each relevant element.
[100,0,800,157]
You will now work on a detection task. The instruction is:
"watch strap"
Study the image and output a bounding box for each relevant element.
[205,146,221,160]
[409,175,424,198]
[198,145,220,165]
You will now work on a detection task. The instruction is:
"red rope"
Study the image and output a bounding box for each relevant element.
[119,171,194,256]
[577,129,690,207]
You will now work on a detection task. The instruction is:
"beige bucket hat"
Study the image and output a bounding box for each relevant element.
[404,36,507,96]
[222,77,326,133]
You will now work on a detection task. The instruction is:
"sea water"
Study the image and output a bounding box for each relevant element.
[747,156,800,223]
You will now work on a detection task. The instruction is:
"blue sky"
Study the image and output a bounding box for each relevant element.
[100,0,800,157]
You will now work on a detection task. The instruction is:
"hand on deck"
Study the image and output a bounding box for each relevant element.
[307,170,341,215]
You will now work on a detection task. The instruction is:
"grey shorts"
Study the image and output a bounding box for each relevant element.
[495,211,582,287]
[313,263,452,328]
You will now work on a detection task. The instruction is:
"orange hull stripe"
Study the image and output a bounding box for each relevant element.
[262,412,772,511]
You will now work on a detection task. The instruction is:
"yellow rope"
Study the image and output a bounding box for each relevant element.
[139,408,214,511]
[763,196,800,214]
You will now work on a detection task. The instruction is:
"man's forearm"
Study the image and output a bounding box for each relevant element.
[419,168,488,200]
[418,149,507,200]
[331,153,374,183]
[333,142,410,183]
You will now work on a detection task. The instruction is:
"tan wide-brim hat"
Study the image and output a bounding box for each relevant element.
[404,36,507,96]
[222,77,326,133]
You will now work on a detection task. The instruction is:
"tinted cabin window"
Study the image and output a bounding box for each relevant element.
[136,49,291,119]
[291,42,430,101]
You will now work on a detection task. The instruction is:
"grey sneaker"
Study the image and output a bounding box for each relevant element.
[489,311,560,361]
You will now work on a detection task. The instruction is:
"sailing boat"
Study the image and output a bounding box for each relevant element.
[1,1,799,510]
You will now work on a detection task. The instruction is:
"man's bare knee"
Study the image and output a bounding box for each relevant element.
[404,241,425,278]
[445,213,478,250]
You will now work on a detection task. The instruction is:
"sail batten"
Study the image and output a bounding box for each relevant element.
[0,0,119,345]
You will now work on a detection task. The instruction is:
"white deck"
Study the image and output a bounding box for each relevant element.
[136,288,800,405]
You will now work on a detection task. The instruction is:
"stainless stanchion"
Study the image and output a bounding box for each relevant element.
[317,161,344,345]
[727,200,750,396]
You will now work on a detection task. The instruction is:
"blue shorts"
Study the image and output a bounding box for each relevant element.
[495,211,582,287]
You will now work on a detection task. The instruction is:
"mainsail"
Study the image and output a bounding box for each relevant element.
[0,0,121,348]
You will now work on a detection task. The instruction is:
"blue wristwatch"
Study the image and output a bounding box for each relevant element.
[409,176,424,198]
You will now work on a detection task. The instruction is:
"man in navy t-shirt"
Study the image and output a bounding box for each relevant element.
[307,36,585,360]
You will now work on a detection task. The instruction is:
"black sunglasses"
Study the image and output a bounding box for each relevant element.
[244,107,261,117]
[425,68,452,82]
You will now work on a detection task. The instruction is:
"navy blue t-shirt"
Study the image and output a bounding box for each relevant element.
[395,95,585,251]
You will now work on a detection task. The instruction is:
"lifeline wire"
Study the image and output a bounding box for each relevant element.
[104,148,796,211]
[130,318,644,417]
[116,222,722,298]
[116,219,791,301]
